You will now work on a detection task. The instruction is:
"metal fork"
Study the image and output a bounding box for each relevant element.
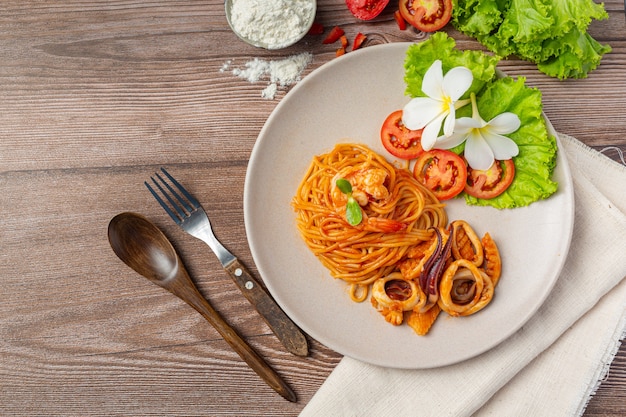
[145,168,235,267]
[145,168,308,357]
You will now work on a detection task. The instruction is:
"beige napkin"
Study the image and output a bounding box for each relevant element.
[300,133,626,417]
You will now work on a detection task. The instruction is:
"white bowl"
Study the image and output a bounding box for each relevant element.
[225,0,317,50]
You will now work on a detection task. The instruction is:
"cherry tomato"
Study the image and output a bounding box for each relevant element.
[380,110,424,160]
[399,0,452,32]
[413,150,467,200]
[465,159,515,199]
[346,0,390,20]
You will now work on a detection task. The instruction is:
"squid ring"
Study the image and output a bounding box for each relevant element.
[371,272,426,312]
[438,259,494,317]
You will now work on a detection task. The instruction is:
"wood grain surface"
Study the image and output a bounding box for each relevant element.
[1,1,624,416]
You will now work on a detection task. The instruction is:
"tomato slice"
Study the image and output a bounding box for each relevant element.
[346,0,390,20]
[413,150,467,200]
[465,159,515,199]
[399,0,452,32]
[381,110,424,160]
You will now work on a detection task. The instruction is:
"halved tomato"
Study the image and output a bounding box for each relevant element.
[399,0,452,32]
[381,110,424,159]
[413,150,467,200]
[346,0,390,20]
[465,159,515,199]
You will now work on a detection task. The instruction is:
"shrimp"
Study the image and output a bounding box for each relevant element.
[360,215,406,232]
[330,167,390,208]
[330,167,407,232]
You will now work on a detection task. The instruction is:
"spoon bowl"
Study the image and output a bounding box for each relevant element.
[108,212,179,283]
[107,212,296,402]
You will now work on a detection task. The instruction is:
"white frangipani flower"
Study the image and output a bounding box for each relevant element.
[436,93,521,170]
[402,60,473,150]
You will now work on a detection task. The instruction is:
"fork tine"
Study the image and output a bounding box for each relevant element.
[153,172,194,215]
[159,168,202,209]
[144,180,182,225]
[145,167,204,225]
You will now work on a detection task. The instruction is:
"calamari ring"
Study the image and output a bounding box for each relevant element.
[371,272,426,312]
[438,259,494,317]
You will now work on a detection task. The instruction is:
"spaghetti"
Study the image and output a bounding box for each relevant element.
[292,143,447,301]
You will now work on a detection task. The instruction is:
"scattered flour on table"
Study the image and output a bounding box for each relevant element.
[221,52,313,100]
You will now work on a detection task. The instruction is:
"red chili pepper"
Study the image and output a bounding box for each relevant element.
[394,10,407,30]
[340,35,349,49]
[323,26,345,44]
[308,22,324,35]
[352,32,367,50]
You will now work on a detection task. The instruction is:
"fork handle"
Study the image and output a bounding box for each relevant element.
[224,259,309,357]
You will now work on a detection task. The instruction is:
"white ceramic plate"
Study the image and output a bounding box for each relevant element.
[243,42,574,369]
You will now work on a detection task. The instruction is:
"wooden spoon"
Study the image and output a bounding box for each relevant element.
[107,212,296,402]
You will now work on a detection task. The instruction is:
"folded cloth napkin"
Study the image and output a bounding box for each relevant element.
[301,133,626,417]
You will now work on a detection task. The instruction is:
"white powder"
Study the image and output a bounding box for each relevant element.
[261,83,278,100]
[229,0,315,49]
[227,52,312,99]
[219,60,232,73]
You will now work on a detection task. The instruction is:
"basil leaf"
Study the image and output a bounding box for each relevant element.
[345,197,363,226]
[336,178,353,194]
[336,178,362,225]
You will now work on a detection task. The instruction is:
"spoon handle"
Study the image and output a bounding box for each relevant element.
[175,275,297,402]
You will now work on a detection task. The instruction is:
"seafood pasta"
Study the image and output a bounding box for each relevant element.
[292,143,502,335]
[292,143,447,300]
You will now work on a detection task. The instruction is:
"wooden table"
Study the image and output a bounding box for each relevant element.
[1,1,624,415]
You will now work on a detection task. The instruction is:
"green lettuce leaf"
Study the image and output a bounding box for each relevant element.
[537,29,612,79]
[549,0,609,32]
[451,0,611,79]
[452,0,504,38]
[496,0,554,45]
